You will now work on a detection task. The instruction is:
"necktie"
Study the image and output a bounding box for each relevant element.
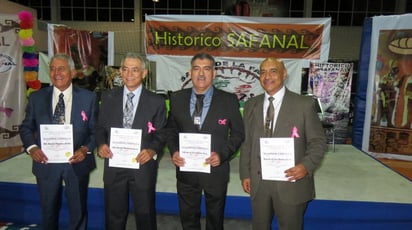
[193,94,204,131]
[123,92,135,128]
[265,96,274,137]
[52,93,65,124]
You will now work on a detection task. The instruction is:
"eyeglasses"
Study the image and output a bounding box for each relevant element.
[121,66,141,74]
[49,66,67,73]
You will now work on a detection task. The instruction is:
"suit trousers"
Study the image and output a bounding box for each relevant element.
[36,163,89,230]
[177,177,228,230]
[104,168,157,230]
[251,180,308,230]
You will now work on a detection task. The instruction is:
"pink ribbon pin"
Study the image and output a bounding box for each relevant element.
[218,119,227,125]
[148,121,156,134]
[291,126,300,138]
[81,111,88,121]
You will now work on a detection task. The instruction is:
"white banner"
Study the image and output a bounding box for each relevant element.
[146,15,330,98]
[152,55,302,101]
[0,13,25,147]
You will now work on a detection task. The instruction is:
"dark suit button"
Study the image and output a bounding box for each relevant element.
[257,171,261,175]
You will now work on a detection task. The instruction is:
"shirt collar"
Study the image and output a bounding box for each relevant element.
[53,84,73,98]
[192,86,214,98]
[265,86,285,102]
[124,85,143,97]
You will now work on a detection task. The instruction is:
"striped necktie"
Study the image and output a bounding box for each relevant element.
[123,92,135,128]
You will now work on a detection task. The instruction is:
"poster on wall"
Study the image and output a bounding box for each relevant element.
[47,24,114,92]
[362,14,412,159]
[0,13,25,148]
[145,15,330,99]
[369,29,412,156]
[308,62,353,144]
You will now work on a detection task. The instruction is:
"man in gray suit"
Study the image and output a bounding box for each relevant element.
[239,58,327,230]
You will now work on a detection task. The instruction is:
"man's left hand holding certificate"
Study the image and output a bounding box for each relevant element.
[40,124,74,163]
[179,133,211,173]
[109,128,142,169]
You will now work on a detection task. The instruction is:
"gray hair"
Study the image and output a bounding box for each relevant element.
[50,53,75,69]
[121,52,147,69]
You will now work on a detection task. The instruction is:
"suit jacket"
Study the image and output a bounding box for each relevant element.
[95,86,166,184]
[20,85,98,176]
[239,89,327,205]
[167,87,245,183]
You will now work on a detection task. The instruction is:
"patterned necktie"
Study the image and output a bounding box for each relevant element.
[52,93,65,124]
[265,96,274,137]
[123,92,135,128]
[193,94,204,131]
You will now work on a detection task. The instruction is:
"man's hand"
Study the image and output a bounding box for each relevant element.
[241,178,251,194]
[284,163,308,182]
[29,146,48,164]
[69,146,88,164]
[171,151,185,167]
[136,149,156,165]
[97,144,113,159]
[205,152,221,167]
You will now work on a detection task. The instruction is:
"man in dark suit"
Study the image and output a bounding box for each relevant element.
[239,58,327,230]
[167,53,245,230]
[20,53,98,230]
[96,52,166,230]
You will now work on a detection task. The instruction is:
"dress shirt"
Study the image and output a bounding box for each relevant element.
[190,87,214,129]
[53,84,73,124]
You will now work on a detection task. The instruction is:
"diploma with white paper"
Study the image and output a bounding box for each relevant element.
[179,133,211,173]
[109,128,142,169]
[40,124,73,163]
[260,137,295,181]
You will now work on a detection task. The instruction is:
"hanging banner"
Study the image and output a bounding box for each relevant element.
[363,14,412,158]
[0,13,25,148]
[145,15,330,97]
[146,15,330,60]
[308,62,353,144]
[47,24,114,91]
[151,55,302,102]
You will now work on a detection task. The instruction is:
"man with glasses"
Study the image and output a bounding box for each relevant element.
[96,52,166,230]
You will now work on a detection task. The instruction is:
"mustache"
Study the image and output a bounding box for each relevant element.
[195,75,206,80]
